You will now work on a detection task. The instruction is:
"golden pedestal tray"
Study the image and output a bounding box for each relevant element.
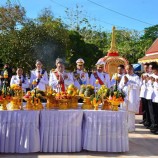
[24,98,34,110]
[57,99,70,110]
[10,97,21,110]
[46,97,58,109]
[33,98,43,110]
[0,100,8,110]
[82,97,93,110]
[69,96,79,109]
[101,100,112,110]
[109,101,122,111]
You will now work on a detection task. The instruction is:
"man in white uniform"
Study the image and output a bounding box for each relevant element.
[49,58,74,92]
[152,67,158,134]
[72,58,89,89]
[119,64,140,132]
[30,60,49,91]
[139,63,149,124]
[90,61,111,89]
[111,64,125,87]
[10,67,29,92]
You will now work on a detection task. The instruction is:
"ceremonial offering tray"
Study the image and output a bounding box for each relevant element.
[101,100,112,110]
[57,99,70,110]
[0,99,7,110]
[82,97,93,110]
[10,97,22,110]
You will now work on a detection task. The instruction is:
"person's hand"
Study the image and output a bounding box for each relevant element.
[151,77,155,83]
[37,73,41,79]
[124,76,128,84]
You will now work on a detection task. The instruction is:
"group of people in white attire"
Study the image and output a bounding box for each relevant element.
[8,57,158,134]
[139,62,158,134]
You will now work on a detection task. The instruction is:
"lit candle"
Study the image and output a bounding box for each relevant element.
[95,79,99,85]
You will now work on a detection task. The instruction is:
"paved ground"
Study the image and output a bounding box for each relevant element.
[0,115,158,158]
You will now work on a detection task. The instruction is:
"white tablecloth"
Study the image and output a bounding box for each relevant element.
[0,110,40,153]
[40,110,83,152]
[83,110,129,152]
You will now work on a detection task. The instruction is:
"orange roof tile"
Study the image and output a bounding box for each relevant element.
[146,38,158,55]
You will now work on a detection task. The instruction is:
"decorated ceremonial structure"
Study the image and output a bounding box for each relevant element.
[138,38,158,63]
[98,26,128,78]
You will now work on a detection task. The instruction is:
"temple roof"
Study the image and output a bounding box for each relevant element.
[138,54,158,63]
[138,38,158,63]
[146,38,158,55]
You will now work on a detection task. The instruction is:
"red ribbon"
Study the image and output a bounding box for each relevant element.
[93,72,104,85]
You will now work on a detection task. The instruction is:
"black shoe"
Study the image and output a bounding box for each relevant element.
[150,125,158,130]
[151,128,158,134]
[144,122,151,127]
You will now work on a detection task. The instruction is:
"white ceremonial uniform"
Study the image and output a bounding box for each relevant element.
[152,75,158,103]
[49,70,74,92]
[145,74,154,100]
[72,70,89,89]
[139,73,148,98]
[119,73,140,132]
[10,75,29,92]
[90,71,111,89]
[111,73,124,87]
[30,69,48,91]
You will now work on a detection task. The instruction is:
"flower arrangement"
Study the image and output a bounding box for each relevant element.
[107,89,125,111]
[23,88,45,110]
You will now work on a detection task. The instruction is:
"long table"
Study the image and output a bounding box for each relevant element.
[0,109,129,153]
[83,110,129,152]
[40,110,83,152]
[0,110,40,153]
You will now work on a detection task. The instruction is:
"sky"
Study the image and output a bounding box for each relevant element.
[0,0,158,32]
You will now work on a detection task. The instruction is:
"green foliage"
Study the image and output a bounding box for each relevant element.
[0,1,158,75]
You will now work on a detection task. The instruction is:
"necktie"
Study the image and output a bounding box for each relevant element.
[19,76,22,86]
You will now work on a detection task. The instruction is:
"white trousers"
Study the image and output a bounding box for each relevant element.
[128,112,135,132]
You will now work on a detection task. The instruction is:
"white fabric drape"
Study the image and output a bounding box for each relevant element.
[0,111,40,153]
[83,110,129,152]
[40,110,83,152]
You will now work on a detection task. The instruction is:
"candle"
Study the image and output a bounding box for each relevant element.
[95,79,99,85]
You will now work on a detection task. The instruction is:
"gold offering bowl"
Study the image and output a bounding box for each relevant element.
[101,100,112,110]
[57,99,70,110]
[46,96,58,109]
[110,101,122,111]
[23,97,34,110]
[33,98,44,110]
[0,100,7,110]
[82,97,93,110]
[69,96,79,109]
[10,97,21,110]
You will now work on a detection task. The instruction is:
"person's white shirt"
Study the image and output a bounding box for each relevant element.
[139,73,148,98]
[145,74,154,100]
[10,75,29,92]
[152,74,158,103]
[49,69,74,92]
[90,71,111,89]
[72,69,89,89]
[30,69,48,91]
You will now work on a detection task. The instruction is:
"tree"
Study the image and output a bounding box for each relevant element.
[0,0,26,31]
[142,24,158,42]
[66,30,103,71]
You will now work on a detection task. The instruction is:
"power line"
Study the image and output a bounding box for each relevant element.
[49,0,132,30]
[87,0,153,26]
